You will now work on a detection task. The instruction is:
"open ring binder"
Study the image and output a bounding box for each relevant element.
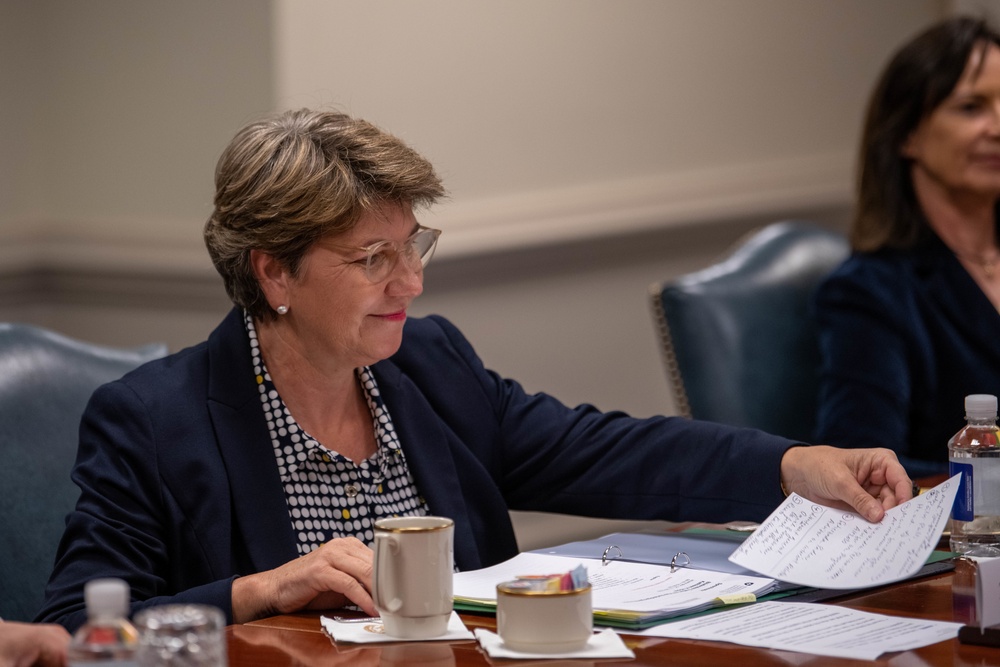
[670,551,690,573]
[600,544,692,574]
[601,544,622,566]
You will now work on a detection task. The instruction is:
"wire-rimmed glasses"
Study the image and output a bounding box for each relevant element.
[322,225,442,283]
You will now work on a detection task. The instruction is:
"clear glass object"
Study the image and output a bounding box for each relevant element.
[949,394,1000,556]
[134,604,226,667]
[67,578,140,666]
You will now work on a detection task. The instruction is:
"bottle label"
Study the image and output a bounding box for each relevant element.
[951,460,974,521]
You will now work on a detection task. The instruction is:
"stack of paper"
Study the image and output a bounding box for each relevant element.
[452,552,777,629]
[637,601,961,660]
[454,476,962,631]
[535,530,798,593]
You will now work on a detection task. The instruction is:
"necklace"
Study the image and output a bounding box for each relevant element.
[955,251,1000,279]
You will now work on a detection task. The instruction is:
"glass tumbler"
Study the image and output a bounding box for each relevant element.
[134,604,226,667]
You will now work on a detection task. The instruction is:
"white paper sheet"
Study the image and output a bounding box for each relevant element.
[637,601,961,660]
[728,475,960,589]
[473,628,635,659]
[320,611,474,643]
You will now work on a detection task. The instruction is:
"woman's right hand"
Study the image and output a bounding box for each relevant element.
[231,537,376,623]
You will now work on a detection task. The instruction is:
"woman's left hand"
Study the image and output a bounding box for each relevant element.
[779,445,914,522]
[231,536,375,623]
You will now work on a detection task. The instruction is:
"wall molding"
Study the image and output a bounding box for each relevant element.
[0,150,854,284]
[424,150,854,258]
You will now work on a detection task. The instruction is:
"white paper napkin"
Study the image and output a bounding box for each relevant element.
[473,628,635,659]
[320,612,475,644]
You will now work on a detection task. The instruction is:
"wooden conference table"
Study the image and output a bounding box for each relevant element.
[225,542,1000,666]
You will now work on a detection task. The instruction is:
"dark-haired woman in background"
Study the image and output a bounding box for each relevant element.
[815,16,1000,476]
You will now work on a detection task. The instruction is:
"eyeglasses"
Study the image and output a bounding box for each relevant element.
[322,225,442,283]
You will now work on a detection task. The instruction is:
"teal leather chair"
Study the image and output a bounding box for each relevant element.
[0,323,166,620]
[649,221,849,443]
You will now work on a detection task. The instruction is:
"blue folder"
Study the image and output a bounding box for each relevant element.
[534,531,760,577]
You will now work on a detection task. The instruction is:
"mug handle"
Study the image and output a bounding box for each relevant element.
[373,532,403,613]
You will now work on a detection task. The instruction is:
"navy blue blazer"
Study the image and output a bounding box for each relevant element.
[38,309,793,630]
[814,232,1000,476]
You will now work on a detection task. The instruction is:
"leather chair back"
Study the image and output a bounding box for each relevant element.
[649,221,849,442]
[0,323,166,620]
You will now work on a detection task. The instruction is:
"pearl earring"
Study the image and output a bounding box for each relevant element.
[276,305,289,315]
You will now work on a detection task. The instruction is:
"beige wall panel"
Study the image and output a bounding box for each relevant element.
[0,0,951,421]
[0,0,274,259]
[274,0,939,258]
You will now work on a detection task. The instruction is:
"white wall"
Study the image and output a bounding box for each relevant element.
[274,0,938,259]
[0,2,43,232]
[954,0,1000,22]
[0,0,949,421]
[0,0,274,272]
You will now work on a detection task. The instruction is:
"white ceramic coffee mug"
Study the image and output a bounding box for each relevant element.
[496,581,593,653]
[372,516,454,639]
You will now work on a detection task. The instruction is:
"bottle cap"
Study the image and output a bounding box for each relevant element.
[965,394,998,420]
[84,578,129,619]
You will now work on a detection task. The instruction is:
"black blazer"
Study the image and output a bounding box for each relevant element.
[814,232,1000,476]
[38,309,793,630]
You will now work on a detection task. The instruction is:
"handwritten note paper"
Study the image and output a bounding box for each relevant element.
[729,475,959,589]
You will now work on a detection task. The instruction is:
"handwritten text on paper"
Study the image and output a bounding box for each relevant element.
[728,475,959,589]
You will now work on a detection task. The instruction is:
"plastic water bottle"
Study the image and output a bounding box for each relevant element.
[67,578,139,666]
[949,394,1000,556]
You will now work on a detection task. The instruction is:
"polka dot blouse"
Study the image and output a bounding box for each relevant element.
[245,312,428,555]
